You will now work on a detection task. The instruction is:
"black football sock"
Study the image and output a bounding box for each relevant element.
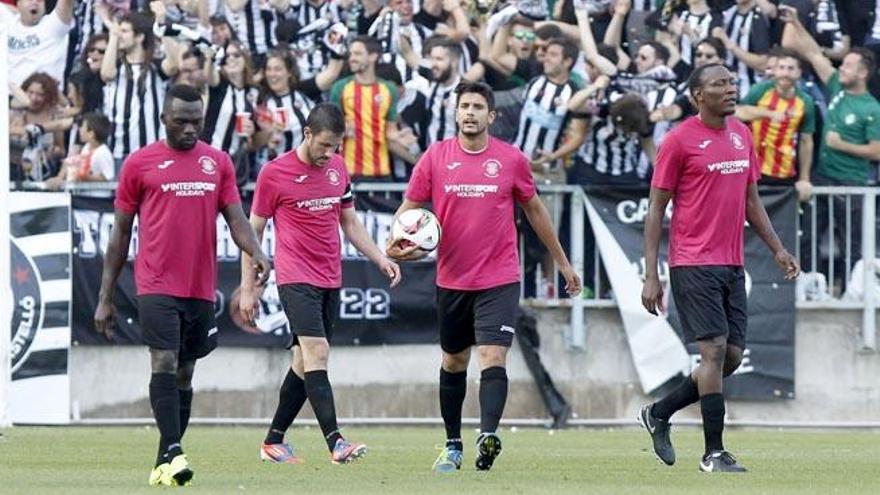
[652,375,699,421]
[439,368,467,449]
[700,393,726,455]
[150,373,181,466]
[265,368,308,444]
[304,370,343,451]
[479,367,508,434]
[178,388,193,438]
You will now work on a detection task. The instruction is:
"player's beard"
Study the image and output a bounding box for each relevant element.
[433,65,453,84]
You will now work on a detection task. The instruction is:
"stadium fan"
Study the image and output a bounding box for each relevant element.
[710,0,772,97]
[1,0,75,86]
[736,48,815,198]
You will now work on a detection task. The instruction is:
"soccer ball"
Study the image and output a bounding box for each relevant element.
[392,208,442,252]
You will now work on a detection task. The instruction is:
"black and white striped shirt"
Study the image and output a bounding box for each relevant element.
[384,22,433,83]
[642,85,678,173]
[514,75,580,163]
[262,91,316,157]
[203,81,258,157]
[70,0,104,70]
[287,0,341,79]
[104,61,167,159]
[722,4,770,97]
[677,10,718,68]
[578,92,647,180]
[411,75,460,147]
[225,0,276,56]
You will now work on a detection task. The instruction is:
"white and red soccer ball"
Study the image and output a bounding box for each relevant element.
[392,208,441,252]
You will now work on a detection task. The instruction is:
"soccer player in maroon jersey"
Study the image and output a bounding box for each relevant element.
[240,103,402,465]
[94,85,271,486]
[387,81,582,473]
[639,64,800,473]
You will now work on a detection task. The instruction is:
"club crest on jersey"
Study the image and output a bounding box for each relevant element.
[729,132,744,150]
[199,156,217,175]
[482,159,502,178]
[845,113,856,125]
[326,168,341,185]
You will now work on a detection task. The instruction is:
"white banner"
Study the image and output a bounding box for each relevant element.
[9,192,71,424]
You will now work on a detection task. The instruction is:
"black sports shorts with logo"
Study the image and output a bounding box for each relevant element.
[278,283,340,348]
[138,295,218,360]
[669,266,747,349]
[438,282,520,354]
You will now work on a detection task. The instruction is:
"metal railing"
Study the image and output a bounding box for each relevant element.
[12,182,878,351]
[799,186,878,350]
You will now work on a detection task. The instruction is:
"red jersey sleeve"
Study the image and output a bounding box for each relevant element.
[218,152,241,209]
[251,165,278,219]
[651,135,683,192]
[513,151,537,204]
[114,157,142,214]
[405,145,434,203]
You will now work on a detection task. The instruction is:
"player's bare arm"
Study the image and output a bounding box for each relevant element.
[387,198,428,261]
[745,183,800,280]
[340,207,402,287]
[94,210,136,340]
[222,203,271,287]
[641,187,673,315]
[520,195,582,297]
[239,213,269,324]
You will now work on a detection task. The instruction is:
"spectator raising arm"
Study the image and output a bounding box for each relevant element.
[780,5,834,85]
[574,7,617,76]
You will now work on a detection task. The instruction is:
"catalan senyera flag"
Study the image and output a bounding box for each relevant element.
[742,80,815,179]
[330,76,399,178]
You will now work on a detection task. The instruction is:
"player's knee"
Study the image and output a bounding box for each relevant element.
[723,347,744,377]
[176,360,195,390]
[477,345,508,369]
[301,339,330,368]
[698,338,727,369]
[442,349,470,373]
[150,349,178,374]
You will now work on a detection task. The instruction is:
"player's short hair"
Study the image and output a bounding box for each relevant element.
[547,37,579,68]
[609,93,650,136]
[455,80,495,112]
[83,112,112,144]
[642,41,670,65]
[688,63,727,98]
[306,103,346,136]
[164,84,203,110]
[510,16,535,31]
[350,35,382,56]
[849,46,876,77]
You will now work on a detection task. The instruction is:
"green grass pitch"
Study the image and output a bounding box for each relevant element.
[1,426,878,494]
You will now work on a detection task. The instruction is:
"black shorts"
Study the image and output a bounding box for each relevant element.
[438,282,520,354]
[670,266,747,349]
[138,295,218,361]
[278,283,339,347]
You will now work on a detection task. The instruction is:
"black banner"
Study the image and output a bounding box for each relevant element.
[585,186,797,400]
[71,194,439,348]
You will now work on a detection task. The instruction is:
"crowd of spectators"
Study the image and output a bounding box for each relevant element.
[4,0,880,295]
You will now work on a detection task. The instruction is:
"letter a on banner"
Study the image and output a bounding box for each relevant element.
[584,197,689,394]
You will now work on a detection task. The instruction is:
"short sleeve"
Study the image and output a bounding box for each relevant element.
[405,145,434,203]
[251,165,278,219]
[513,152,537,204]
[384,80,399,121]
[114,158,142,214]
[651,135,684,191]
[799,93,816,134]
[93,145,115,180]
[329,79,344,108]
[217,152,241,209]
[47,7,74,33]
[741,81,768,106]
